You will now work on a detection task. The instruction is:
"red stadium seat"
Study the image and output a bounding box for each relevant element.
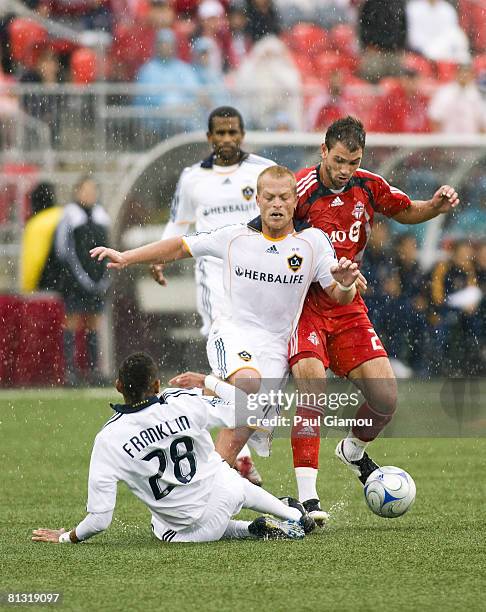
[314,52,353,83]
[8,18,48,69]
[403,53,434,78]
[71,48,98,85]
[0,295,22,386]
[435,61,458,82]
[287,23,329,57]
[330,24,357,57]
[12,295,65,386]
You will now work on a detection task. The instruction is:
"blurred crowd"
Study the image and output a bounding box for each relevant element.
[362,221,486,377]
[0,0,485,132]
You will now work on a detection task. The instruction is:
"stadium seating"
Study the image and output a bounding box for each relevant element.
[70,48,98,85]
[8,18,48,69]
[0,295,22,386]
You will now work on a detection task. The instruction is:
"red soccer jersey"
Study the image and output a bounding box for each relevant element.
[295,164,411,317]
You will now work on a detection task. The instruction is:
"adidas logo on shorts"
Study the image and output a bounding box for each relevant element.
[265,245,279,254]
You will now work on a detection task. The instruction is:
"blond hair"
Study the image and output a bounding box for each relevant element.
[257,165,297,195]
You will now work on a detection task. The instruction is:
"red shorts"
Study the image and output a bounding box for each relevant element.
[289,302,388,377]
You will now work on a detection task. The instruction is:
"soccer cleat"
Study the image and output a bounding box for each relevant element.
[302,498,330,527]
[335,440,380,485]
[279,497,317,533]
[235,455,263,486]
[248,516,305,540]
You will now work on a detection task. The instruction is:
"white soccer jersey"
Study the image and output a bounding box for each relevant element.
[168,153,275,334]
[183,219,337,344]
[170,153,275,231]
[86,389,235,530]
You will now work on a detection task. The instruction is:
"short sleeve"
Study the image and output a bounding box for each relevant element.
[169,167,195,224]
[200,396,236,429]
[86,435,118,514]
[371,175,412,218]
[182,225,238,259]
[312,230,338,289]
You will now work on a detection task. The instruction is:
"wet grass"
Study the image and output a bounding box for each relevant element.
[1,391,485,611]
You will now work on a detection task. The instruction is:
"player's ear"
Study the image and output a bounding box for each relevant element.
[321,143,328,159]
[115,378,124,395]
[152,379,161,394]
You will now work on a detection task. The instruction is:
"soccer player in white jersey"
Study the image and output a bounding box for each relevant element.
[152,106,275,485]
[32,352,314,545]
[90,167,366,484]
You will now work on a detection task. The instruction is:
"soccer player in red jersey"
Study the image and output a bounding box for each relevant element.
[290,116,459,522]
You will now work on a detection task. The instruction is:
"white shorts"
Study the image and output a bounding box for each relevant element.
[195,257,224,337]
[151,462,245,543]
[207,321,288,457]
[207,321,289,383]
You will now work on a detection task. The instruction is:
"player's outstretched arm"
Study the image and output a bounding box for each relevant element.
[32,527,79,544]
[90,236,192,270]
[393,185,460,224]
[325,257,367,304]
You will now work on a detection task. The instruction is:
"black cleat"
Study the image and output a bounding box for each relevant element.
[279,497,317,533]
[335,440,380,485]
[302,498,330,527]
[248,516,305,540]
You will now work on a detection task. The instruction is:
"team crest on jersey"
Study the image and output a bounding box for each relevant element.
[242,186,254,201]
[238,351,252,361]
[288,253,303,272]
[353,201,365,219]
[307,331,319,346]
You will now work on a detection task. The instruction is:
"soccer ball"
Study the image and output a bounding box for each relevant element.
[364,466,416,518]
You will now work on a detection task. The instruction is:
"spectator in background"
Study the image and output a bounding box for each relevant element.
[430,240,482,376]
[308,70,354,132]
[135,28,199,135]
[110,0,184,81]
[429,63,486,133]
[192,36,230,118]
[55,175,111,386]
[195,1,234,72]
[358,0,407,82]
[407,0,469,63]
[20,182,63,294]
[474,241,486,367]
[393,233,429,375]
[232,35,302,129]
[369,67,430,133]
[245,0,281,42]
[20,47,63,145]
[228,2,252,69]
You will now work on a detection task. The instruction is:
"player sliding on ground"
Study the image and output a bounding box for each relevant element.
[32,352,315,545]
[90,166,366,510]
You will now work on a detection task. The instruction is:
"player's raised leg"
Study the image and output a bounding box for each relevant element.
[336,356,397,484]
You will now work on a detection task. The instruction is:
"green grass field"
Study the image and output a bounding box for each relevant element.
[1,388,486,612]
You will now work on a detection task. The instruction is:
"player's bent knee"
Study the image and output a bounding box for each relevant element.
[229,368,262,395]
[364,377,398,415]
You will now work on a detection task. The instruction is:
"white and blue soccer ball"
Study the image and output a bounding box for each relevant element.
[364,466,416,518]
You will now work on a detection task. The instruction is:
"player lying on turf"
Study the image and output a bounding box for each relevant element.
[31,352,314,545]
[90,166,366,493]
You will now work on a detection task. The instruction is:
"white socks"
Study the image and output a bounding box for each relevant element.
[295,467,319,502]
[241,479,301,522]
[342,435,367,462]
[222,520,252,539]
[236,443,252,460]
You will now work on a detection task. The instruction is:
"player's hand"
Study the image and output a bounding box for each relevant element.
[330,257,365,289]
[356,271,367,292]
[31,527,66,543]
[90,246,128,270]
[169,371,206,388]
[430,185,460,213]
[151,264,168,286]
